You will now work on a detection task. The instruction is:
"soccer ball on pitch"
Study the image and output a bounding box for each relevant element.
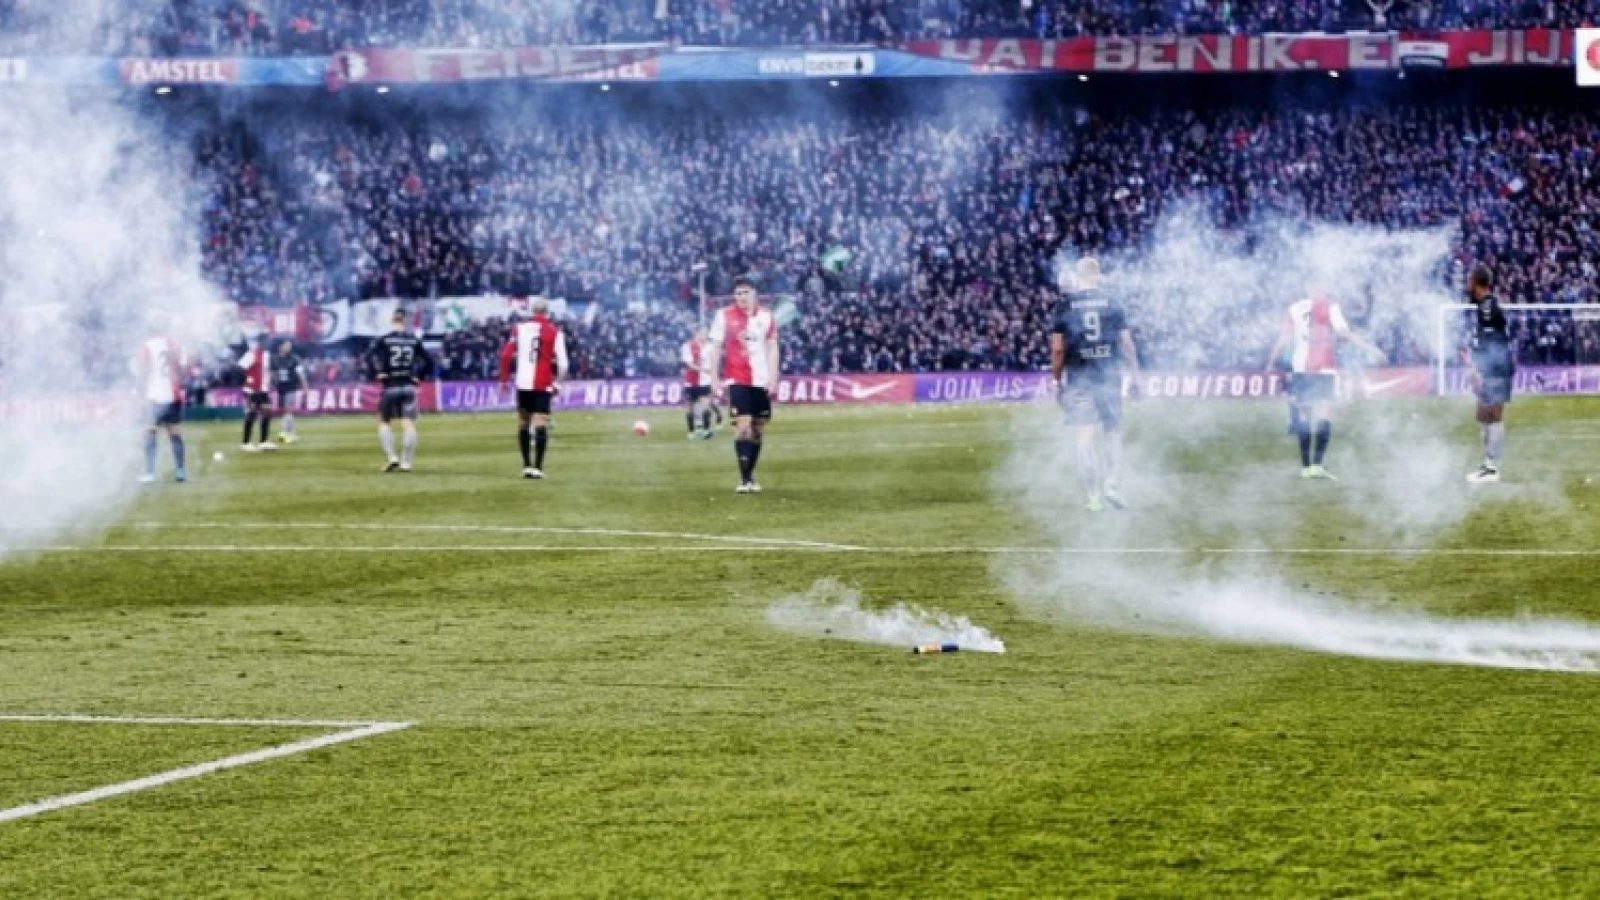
[632,420,651,437]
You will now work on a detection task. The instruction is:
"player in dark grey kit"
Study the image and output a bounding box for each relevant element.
[363,309,436,472]
[1464,264,1513,483]
[272,339,310,444]
[1050,257,1141,512]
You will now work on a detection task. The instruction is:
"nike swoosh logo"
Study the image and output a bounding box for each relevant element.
[840,381,898,400]
[1362,376,1414,396]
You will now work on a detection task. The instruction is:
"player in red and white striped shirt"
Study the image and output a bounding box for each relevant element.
[497,299,569,479]
[705,277,780,493]
[681,327,715,440]
[237,336,277,453]
[1265,295,1384,480]
[136,334,188,483]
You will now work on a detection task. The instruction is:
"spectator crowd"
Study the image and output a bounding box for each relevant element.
[1,0,1594,57]
[188,93,1600,379]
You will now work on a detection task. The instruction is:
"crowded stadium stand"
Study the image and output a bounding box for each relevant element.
[188,86,1600,382]
[0,0,1594,56]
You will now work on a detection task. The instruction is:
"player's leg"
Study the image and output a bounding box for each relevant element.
[685,395,698,438]
[399,390,418,471]
[279,390,297,442]
[257,395,274,449]
[1469,394,1505,482]
[242,398,258,451]
[164,402,187,482]
[141,419,159,483]
[730,386,757,491]
[167,421,186,482]
[1096,383,1126,509]
[1288,376,1313,473]
[378,392,399,471]
[517,409,534,475]
[1061,387,1102,508]
[532,412,549,473]
[1075,424,1103,511]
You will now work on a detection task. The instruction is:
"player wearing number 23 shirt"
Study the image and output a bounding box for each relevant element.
[363,308,436,472]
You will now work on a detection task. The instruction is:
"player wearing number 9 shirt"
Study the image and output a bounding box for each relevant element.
[363,308,436,472]
[497,298,569,480]
[1050,257,1140,513]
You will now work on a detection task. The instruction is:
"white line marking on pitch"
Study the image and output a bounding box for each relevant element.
[31,545,1600,557]
[0,716,412,824]
[124,522,860,551]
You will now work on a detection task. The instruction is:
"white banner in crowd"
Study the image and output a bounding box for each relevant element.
[350,296,569,339]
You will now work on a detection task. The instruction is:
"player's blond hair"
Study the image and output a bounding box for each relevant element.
[1075,257,1102,286]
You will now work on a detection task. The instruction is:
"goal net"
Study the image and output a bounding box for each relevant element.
[1434,304,1600,397]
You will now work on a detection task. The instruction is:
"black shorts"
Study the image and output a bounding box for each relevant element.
[729,385,772,421]
[1289,373,1336,405]
[685,386,712,403]
[380,385,419,421]
[1477,376,1513,407]
[150,402,183,428]
[275,387,298,409]
[247,391,272,410]
[517,389,553,416]
[1061,378,1122,429]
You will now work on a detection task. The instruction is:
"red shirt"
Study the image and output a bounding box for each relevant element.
[681,340,705,387]
[708,303,778,388]
[239,347,271,393]
[499,316,569,391]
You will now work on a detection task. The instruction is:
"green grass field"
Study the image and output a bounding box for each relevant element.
[3,398,1599,898]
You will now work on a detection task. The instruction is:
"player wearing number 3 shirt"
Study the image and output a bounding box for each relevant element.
[705,276,780,494]
[498,298,569,480]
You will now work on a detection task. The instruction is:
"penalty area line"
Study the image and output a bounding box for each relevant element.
[0,718,412,824]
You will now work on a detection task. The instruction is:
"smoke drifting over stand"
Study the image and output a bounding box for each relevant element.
[1003,207,1598,672]
[0,2,223,559]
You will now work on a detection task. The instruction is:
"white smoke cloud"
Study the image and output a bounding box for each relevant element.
[1003,207,1592,672]
[0,3,226,559]
[768,579,1007,653]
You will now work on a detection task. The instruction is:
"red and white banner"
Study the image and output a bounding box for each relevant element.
[328,45,665,87]
[901,30,1570,74]
[1577,28,1600,84]
[119,57,240,84]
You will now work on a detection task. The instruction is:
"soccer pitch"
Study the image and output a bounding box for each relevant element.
[3,399,1599,897]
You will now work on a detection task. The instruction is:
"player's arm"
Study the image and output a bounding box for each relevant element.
[765,324,780,394]
[361,338,383,381]
[1331,307,1386,364]
[497,336,516,388]
[705,312,725,392]
[1265,315,1289,373]
[553,331,570,390]
[296,362,310,392]
[1049,332,1066,388]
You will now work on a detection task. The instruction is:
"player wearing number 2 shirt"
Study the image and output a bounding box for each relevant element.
[497,298,569,480]
[705,276,780,494]
[136,334,187,483]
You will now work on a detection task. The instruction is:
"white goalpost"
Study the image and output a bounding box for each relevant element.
[1432,303,1600,396]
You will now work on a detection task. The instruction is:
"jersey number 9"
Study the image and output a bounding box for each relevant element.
[1082,310,1101,343]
